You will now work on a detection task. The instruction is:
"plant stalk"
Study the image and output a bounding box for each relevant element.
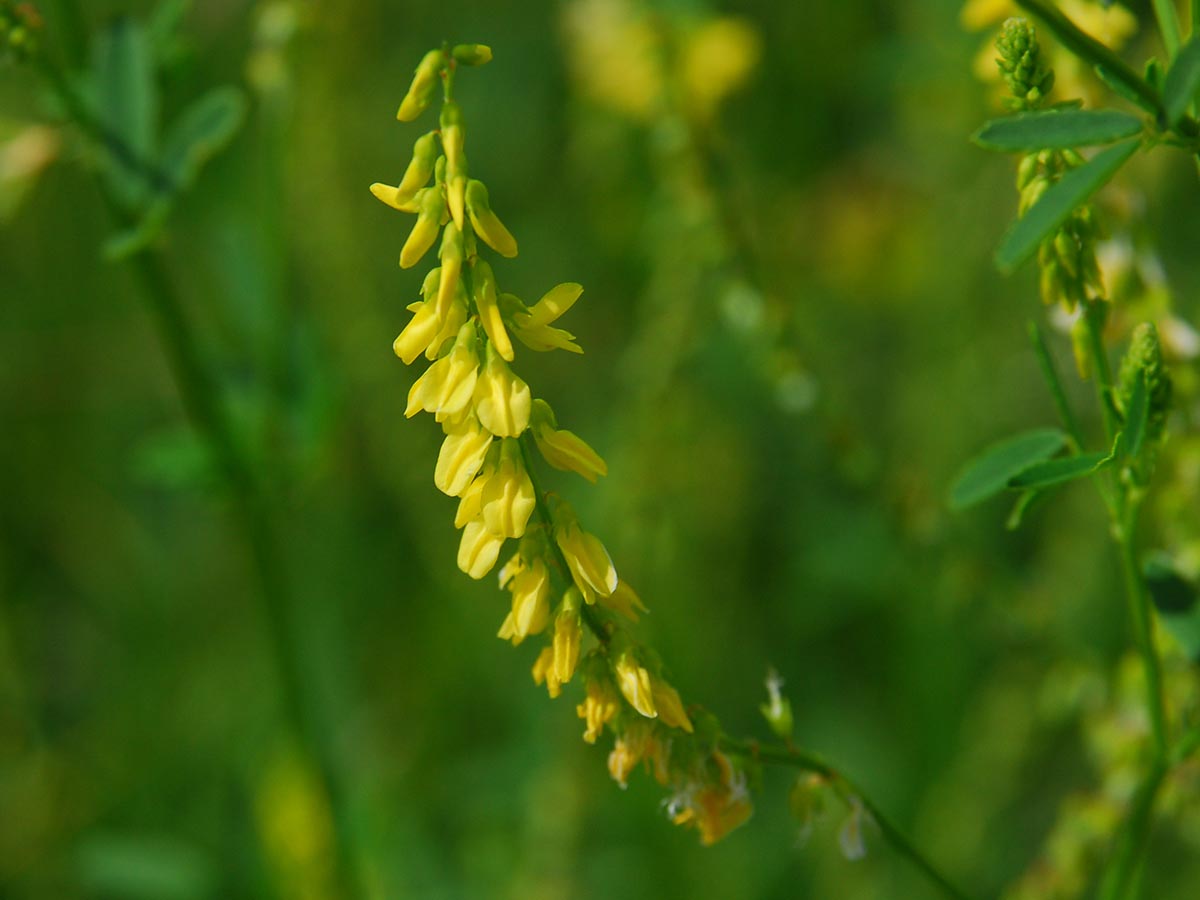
[721,738,974,900]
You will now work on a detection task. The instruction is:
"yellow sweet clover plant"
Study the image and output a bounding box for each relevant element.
[371,43,971,896]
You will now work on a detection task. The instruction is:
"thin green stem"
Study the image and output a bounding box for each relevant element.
[1117,502,1169,761]
[125,246,365,900]
[1081,302,1118,443]
[1153,0,1184,60]
[1028,321,1085,451]
[721,738,973,900]
[1175,726,1200,763]
[1098,758,1167,900]
[31,38,365,897]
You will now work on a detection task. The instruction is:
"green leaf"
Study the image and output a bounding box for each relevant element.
[159,86,247,190]
[1014,0,1163,117]
[1121,369,1149,459]
[996,138,1140,272]
[1144,556,1200,661]
[949,428,1067,510]
[1006,450,1111,489]
[1163,36,1200,126]
[93,17,160,208]
[973,109,1143,152]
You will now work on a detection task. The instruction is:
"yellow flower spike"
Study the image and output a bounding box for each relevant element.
[613,650,657,719]
[480,439,535,538]
[576,675,620,744]
[405,321,480,419]
[434,413,494,497]
[530,400,607,482]
[551,499,617,601]
[519,282,583,328]
[532,645,562,698]
[553,587,583,683]
[435,220,464,319]
[396,48,445,121]
[400,185,446,269]
[454,452,496,528]
[505,557,551,642]
[650,676,693,733]
[598,580,646,621]
[472,259,514,362]
[473,341,532,437]
[465,179,518,258]
[457,519,505,580]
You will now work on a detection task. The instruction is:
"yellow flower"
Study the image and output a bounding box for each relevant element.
[552,500,618,602]
[598,580,645,621]
[614,650,656,719]
[680,17,761,122]
[498,556,551,644]
[552,588,583,683]
[435,221,464,320]
[471,259,514,362]
[669,751,753,845]
[454,452,496,528]
[434,413,493,497]
[405,321,479,420]
[576,674,620,743]
[400,185,445,269]
[370,131,438,210]
[607,722,653,789]
[480,439,535,538]
[457,519,505,580]
[650,676,693,733]
[473,341,532,437]
[531,399,607,482]
[465,179,518,258]
[393,298,442,365]
[532,645,562,698]
[511,283,584,354]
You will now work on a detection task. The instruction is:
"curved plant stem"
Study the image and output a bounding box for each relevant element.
[721,739,974,900]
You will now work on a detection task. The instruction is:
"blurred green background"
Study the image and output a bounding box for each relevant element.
[3,0,1200,897]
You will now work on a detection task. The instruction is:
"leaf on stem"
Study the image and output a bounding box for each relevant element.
[1006,450,1111,489]
[1163,35,1200,126]
[973,109,1143,152]
[949,428,1067,510]
[93,17,160,208]
[1120,369,1149,459]
[996,138,1140,272]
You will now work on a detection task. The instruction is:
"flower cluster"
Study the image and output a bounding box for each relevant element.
[373,43,754,843]
[997,18,1104,315]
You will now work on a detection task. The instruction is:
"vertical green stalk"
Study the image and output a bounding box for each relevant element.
[1029,321,1085,451]
[29,31,365,897]
[125,247,365,900]
[1153,0,1183,59]
[1079,317,1169,900]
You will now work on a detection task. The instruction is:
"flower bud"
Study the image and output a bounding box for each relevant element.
[1118,322,1172,444]
[452,43,493,66]
[613,649,657,719]
[400,186,445,268]
[472,259,514,361]
[532,646,562,698]
[552,499,618,601]
[395,131,439,198]
[465,179,518,257]
[397,48,444,121]
[650,676,693,733]
[553,588,583,683]
[531,400,608,482]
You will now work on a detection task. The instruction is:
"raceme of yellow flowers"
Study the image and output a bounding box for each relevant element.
[371,43,752,845]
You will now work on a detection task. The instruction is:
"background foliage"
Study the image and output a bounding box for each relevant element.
[2,0,1199,897]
